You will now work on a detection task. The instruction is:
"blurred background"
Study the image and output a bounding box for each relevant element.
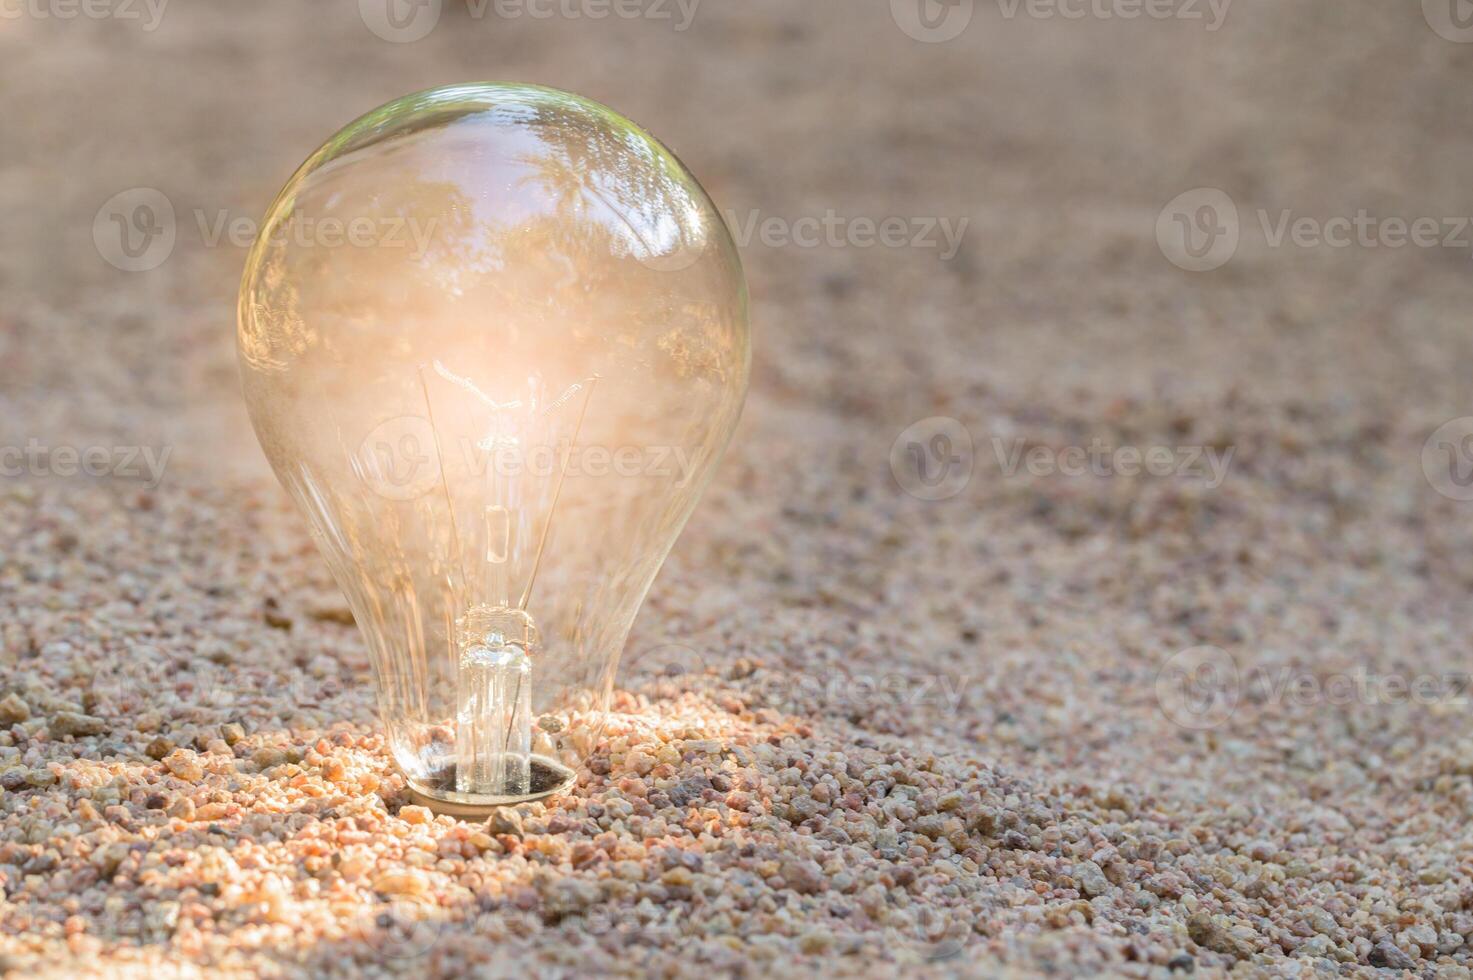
[6,0,1473,974]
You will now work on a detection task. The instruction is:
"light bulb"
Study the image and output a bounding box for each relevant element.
[236,83,749,812]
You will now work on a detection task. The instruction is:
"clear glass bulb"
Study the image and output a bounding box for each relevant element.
[236,83,749,811]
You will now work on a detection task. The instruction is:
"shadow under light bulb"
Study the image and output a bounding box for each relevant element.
[236,83,749,811]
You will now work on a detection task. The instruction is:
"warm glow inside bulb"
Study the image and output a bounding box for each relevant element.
[236,83,749,811]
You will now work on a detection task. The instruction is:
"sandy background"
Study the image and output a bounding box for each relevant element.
[6,0,1473,975]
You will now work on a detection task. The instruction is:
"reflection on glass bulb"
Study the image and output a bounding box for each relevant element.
[236,83,749,811]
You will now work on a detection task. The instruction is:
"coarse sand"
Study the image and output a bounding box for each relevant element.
[6,1,1473,976]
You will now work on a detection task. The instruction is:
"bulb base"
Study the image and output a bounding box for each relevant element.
[403,754,577,817]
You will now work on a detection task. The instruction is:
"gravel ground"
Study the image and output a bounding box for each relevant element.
[7,1,1473,976]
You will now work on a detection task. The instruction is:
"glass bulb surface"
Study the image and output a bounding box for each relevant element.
[236,83,749,810]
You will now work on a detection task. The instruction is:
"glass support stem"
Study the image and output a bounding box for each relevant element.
[455,632,532,796]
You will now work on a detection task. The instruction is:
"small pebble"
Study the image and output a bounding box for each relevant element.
[162,749,205,782]
[50,712,106,738]
[1370,940,1417,970]
[372,871,429,897]
[488,809,524,838]
[252,747,286,770]
[625,751,656,776]
[0,694,30,725]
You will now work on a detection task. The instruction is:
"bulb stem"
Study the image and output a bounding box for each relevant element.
[453,609,537,797]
